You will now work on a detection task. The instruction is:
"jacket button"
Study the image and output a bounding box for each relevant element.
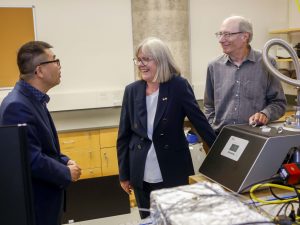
[163,144,169,149]
[137,144,142,149]
[140,137,144,141]
[162,118,167,122]
[160,133,164,136]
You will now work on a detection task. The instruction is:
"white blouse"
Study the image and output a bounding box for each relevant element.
[143,88,163,183]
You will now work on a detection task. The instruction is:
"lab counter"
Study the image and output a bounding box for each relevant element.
[50,107,121,132]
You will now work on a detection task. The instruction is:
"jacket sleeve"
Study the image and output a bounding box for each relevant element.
[1,102,71,188]
[180,78,216,147]
[117,86,131,181]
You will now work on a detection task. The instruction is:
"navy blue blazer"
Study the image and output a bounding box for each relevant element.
[0,81,71,225]
[117,76,216,189]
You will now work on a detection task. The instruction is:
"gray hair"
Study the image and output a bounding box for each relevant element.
[238,17,253,43]
[225,16,253,43]
[135,37,181,83]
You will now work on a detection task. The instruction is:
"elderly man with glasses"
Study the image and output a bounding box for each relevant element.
[0,41,81,225]
[204,15,287,134]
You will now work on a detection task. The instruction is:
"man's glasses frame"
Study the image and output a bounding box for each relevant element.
[215,31,244,39]
[37,59,60,67]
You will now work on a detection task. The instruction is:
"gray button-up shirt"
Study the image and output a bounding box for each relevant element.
[204,47,287,132]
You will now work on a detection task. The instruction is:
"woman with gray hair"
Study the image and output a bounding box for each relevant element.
[117,37,216,218]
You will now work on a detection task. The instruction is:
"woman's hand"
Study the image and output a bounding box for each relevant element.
[120,180,132,194]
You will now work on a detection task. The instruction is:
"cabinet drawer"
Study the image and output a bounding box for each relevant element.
[100,128,118,148]
[101,147,119,176]
[59,130,100,151]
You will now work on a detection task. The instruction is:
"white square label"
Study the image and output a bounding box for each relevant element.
[221,136,249,161]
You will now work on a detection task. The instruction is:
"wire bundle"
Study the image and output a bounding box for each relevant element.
[249,182,300,224]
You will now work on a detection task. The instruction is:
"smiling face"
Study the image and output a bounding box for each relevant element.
[136,50,157,83]
[218,18,249,57]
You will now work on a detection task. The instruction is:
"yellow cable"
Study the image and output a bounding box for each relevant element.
[249,183,299,204]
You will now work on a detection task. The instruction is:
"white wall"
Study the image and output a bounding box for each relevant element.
[189,0,288,99]
[0,0,134,111]
[0,0,293,110]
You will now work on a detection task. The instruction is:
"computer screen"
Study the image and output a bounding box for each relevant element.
[0,124,35,225]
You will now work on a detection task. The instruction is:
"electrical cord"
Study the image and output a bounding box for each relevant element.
[270,186,295,201]
[250,183,300,205]
[249,183,300,224]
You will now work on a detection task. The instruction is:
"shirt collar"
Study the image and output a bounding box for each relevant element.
[222,46,256,65]
[19,79,50,105]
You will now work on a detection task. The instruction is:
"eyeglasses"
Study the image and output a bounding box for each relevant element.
[133,57,153,66]
[215,31,243,39]
[37,59,60,67]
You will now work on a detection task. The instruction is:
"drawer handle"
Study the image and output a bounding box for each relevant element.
[63,140,75,144]
[104,152,109,168]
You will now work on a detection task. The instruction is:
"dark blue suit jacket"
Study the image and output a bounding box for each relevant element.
[117,76,216,189]
[0,81,71,225]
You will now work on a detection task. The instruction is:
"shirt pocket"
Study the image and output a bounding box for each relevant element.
[242,80,262,100]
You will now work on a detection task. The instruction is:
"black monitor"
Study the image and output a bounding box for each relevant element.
[0,124,35,225]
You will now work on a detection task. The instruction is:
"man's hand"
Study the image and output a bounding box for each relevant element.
[120,180,132,195]
[68,161,81,182]
[67,160,77,166]
[249,112,269,126]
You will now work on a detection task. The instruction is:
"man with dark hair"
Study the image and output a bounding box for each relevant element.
[0,41,81,225]
[204,16,287,134]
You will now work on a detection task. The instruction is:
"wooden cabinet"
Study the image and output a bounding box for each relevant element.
[100,128,119,176]
[58,128,119,180]
[58,127,136,207]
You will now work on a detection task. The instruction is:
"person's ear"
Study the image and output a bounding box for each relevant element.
[35,66,43,77]
[243,32,250,42]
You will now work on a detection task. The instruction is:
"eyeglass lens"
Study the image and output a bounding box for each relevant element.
[215,32,242,39]
[133,57,152,66]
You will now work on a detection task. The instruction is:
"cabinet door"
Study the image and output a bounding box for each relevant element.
[63,149,90,169]
[101,147,119,176]
[89,150,102,168]
[100,128,118,148]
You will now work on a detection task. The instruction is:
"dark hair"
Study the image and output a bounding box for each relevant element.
[17,41,53,79]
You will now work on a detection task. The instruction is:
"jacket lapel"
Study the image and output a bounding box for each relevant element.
[135,81,148,132]
[153,81,169,131]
